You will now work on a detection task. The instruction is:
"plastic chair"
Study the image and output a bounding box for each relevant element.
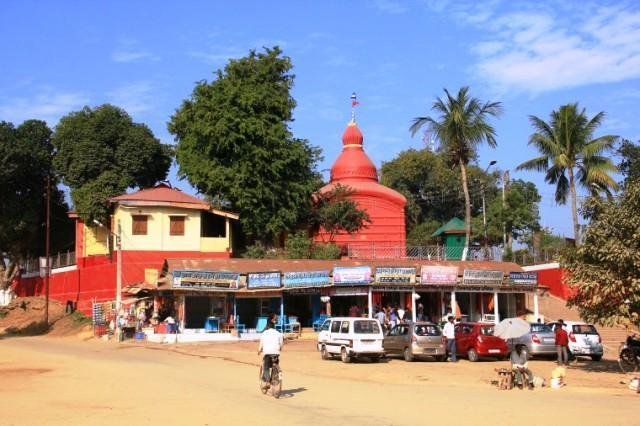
[204,316,219,332]
[313,314,329,331]
[256,316,268,332]
[275,315,292,333]
[235,315,246,332]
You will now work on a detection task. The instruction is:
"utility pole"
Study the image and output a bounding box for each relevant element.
[44,174,51,327]
[482,160,497,250]
[116,219,122,340]
[502,170,510,249]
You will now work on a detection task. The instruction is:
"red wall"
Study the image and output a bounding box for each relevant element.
[534,266,575,300]
[15,249,232,315]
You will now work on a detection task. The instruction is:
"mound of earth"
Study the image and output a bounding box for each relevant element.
[0,297,90,337]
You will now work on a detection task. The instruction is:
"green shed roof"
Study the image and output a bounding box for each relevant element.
[431,217,466,237]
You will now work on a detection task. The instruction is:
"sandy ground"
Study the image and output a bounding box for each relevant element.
[0,335,638,426]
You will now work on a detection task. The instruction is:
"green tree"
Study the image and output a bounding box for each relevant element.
[52,104,172,223]
[563,181,640,328]
[309,184,371,243]
[618,138,640,187]
[168,47,322,243]
[516,103,618,245]
[0,120,73,290]
[409,87,502,257]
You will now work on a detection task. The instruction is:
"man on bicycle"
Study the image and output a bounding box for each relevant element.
[258,321,283,390]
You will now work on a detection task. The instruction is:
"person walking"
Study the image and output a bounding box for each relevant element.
[555,319,569,365]
[443,315,457,362]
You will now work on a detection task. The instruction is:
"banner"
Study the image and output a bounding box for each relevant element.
[283,271,331,288]
[375,267,416,285]
[172,269,239,290]
[509,272,538,285]
[330,287,369,296]
[462,269,504,286]
[419,266,458,285]
[247,272,281,289]
[333,266,371,285]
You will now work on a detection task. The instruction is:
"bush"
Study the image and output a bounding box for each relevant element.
[285,231,312,259]
[69,310,92,325]
[312,243,341,259]
[243,242,267,259]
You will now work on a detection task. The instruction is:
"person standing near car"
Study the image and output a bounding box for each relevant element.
[258,321,283,389]
[555,319,569,365]
[443,315,457,362]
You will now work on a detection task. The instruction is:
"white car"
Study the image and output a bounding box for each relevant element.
[317,317,384,363]
[549,321,604,361]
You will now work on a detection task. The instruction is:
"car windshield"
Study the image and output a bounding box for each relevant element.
[354,320,381,334]
[414,325,441,336]
[573,324,598,335]
[530,324,552,333]
[480,326,495,336]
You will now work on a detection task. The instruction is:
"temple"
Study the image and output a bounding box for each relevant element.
[314,117,407,255]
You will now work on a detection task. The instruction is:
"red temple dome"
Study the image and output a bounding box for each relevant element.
[330,121,378,182]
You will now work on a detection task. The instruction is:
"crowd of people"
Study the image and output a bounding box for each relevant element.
[369,303,422,330]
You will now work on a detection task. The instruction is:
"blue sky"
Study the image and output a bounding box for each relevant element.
[2,0,639,239]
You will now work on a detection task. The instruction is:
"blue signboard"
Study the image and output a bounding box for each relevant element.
[247,272,282,289]
[333,266,371,285]
[509,272,538,285]
[283,271,331,288]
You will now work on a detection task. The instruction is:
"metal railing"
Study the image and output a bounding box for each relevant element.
[347,245,504,261]
[20,251,76,275]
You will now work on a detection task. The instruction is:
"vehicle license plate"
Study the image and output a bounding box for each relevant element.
[544,338,554,343]
[488,349,500,354]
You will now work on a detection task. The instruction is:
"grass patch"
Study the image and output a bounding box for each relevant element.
[69,310,92,325]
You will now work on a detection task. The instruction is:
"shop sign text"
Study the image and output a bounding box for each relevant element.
[375,267,416,285]
[333,266,371,285]
[247,272,282,289]
[283,271,331,288]
[172,269,239,290]
[462,269,504,286]
[509,272,538,286]
[419,266,458,285]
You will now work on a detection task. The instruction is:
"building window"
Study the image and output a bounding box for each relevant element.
[169,216,185,236]
[132,215,148,235]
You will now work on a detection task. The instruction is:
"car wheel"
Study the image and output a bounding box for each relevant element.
[370,356,381,363]
[567,348,576,361]
[591,354,602,362]
[403,347,414,362]
[341,347,351,363]
[321,345,330,360]
[467,348,479,362]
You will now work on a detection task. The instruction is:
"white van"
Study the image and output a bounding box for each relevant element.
[317,317,384,363]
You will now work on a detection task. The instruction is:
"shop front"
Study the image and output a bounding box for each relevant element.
[371,266,417,321]
[415,265,459,323]
[236,272,283,331]
[328,266,372,317]
[168,269,240,331]
[283,270,330,326]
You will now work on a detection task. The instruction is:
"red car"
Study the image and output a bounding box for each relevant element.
[454,322,509,361]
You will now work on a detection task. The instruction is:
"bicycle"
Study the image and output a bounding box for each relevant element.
[258,354,282,398]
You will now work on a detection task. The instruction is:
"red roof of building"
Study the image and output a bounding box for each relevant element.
[109,183,238,219]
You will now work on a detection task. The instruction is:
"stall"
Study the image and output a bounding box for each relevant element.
[283,270,330,326]
[328,266,372,317]
[371,266,417,321]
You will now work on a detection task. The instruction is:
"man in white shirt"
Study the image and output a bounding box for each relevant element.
[258,321,284,388]
[442,315,457,362]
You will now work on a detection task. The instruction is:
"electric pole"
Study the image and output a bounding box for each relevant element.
[44,174,51,327]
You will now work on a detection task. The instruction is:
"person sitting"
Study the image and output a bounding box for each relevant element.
[510,344,534,390]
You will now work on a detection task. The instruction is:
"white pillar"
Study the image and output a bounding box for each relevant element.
[493,291,500,324]
[533,292,539,321]
[367,287,372,319]
[440,291,445,319]
[451,291,457,318]
[411,289,417,322]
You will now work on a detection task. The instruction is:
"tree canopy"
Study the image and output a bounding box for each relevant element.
[618,138,640,187]
[564,181,640,328]
[409,87,502,257]
[168,46,322,243]
[516,103,618,245]
[52,104,172,223]
[309,184,371,243]
[0,120,72,289]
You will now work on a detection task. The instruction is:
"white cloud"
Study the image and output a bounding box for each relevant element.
[455,2,640,94]
[111,38,159,63]
[107,81,158,115]
[0,90,89,125]
[371,0,408,14]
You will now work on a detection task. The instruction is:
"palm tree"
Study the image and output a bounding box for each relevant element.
[410,87,502,258]
[516,103,618,245]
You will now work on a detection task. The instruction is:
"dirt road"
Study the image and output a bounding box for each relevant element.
[0,336,637,425]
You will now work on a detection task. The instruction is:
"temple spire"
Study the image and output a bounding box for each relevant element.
[350,92,359,122]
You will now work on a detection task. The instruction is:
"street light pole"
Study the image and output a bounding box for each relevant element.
[116,220,122,340]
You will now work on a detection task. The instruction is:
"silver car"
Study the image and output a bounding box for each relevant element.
[509,323,556,358]
[383,322,447,362]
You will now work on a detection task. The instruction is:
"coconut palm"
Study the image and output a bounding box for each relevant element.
[516,103,618,245]
[410,87,502,258]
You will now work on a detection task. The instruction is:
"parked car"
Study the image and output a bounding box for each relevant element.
[508,323,557,358]
[454,322,509,361]
[548,321,604,361]
[384,322,447,362]
[317,317,384,363]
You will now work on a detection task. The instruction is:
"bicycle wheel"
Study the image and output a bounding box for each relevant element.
[259,366,268,394]
[271,366,282,399]
[619,348,639,373]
